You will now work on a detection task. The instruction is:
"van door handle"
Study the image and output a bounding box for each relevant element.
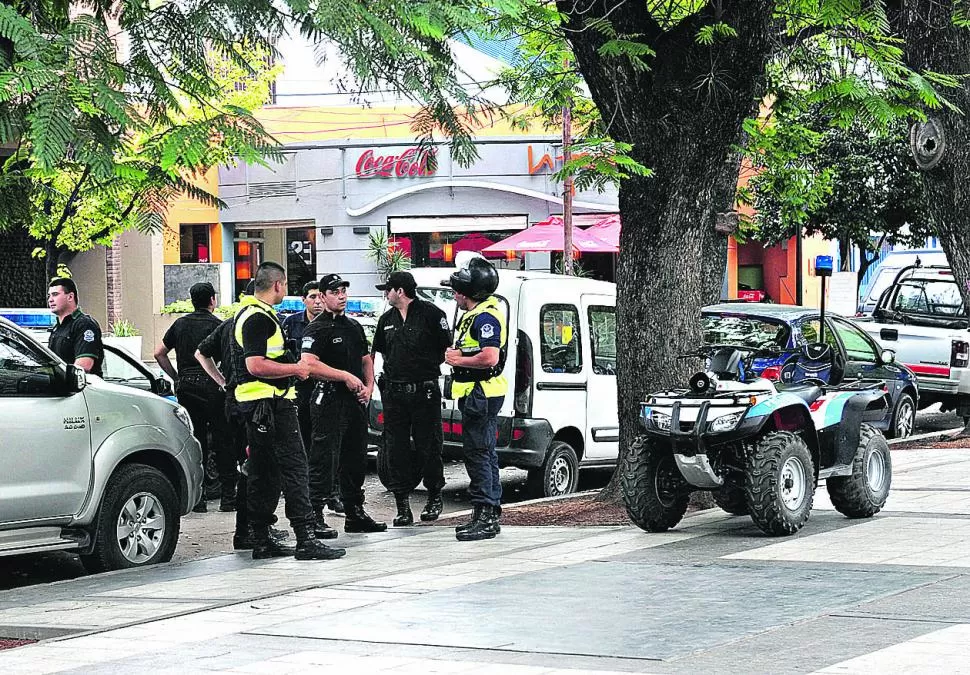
[536,381,587,391]
[880,328,898,341]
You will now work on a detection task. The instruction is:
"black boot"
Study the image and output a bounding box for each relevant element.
[252,527,297,559]
[344,503,387,533]
[192,499,207,513]
[219,484,237,513]
[326,497,345,516]
[393,494,414,527]
[293,524,346,560]
[313,510,339,539]
[420,492,443,522]
[237,526,290,550]
[455,505,482,534]
[456,505,501,542]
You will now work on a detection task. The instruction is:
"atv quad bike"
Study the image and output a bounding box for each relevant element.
[621,343,893,536]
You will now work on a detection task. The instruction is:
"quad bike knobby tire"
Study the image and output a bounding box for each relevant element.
[713,484,749,515]
[827,424,892,518]
[745,431,815,536]
[621,435,690,532]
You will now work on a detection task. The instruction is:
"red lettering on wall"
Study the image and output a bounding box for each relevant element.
[355,148,437,178]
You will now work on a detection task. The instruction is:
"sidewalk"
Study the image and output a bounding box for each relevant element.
[2,448,970,673]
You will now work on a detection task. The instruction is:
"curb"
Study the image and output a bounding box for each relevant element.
[432,489,600,523]
[888,427,963,446]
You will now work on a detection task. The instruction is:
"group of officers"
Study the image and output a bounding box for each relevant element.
[45,254,509,562]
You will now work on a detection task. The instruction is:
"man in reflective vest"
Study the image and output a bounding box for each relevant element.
[443,255,506,541]
[230,261,345,561]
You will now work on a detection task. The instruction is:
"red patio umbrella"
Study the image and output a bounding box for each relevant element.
[482,216,618,254]
[429,232,508,260]
[586,214,620,248]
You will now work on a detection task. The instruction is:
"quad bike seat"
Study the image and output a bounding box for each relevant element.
[775,382,823,406]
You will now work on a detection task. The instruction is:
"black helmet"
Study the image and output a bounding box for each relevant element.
[442,256,499,301]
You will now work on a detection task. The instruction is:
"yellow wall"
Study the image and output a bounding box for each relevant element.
[162,168,221,264]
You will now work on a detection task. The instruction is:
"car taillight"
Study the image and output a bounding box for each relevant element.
[951,340,969,368]
[512,428,525,441]
[760,365,782,381]
[377,412,384,425]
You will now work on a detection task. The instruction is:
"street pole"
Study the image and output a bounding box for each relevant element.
[562,98,574,276]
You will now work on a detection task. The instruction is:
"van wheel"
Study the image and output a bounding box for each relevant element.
[621,435,690,532]
[80,464,180,574]
[527,441,579,497]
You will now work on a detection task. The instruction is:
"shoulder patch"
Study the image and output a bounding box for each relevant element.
[479,323,495,339]
[83,329,95,343]
[301,337,314,350]
[440,317,450,330]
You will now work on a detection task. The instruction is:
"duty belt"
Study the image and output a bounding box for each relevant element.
[386,379,437,394]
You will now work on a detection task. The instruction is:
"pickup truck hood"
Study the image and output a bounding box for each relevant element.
[81,376,193,453]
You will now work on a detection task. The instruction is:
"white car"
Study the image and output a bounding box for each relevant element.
[369,268,617,497]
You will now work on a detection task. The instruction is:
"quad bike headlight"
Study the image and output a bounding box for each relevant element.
[710,411,743,433]
[651,411,672,431]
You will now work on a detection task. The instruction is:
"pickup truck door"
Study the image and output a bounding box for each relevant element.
[582,296,618,460]
[0,323,92,525]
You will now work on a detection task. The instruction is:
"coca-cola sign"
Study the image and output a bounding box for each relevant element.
[355,147,437,179]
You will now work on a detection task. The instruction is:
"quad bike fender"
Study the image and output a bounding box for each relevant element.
[833,390,891,466]
[747,394,818,439]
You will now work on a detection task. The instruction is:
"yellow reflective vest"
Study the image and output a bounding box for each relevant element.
[451,296,508,399]
[232,295,296,402]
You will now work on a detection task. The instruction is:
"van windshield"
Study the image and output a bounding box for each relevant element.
[702,313,790,350]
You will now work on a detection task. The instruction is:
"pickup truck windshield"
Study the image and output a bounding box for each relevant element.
[702,314,790,350]
[888,279,965,318]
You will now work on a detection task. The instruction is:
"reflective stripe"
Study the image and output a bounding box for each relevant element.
[452,296,507,399]
[234,296,295,402]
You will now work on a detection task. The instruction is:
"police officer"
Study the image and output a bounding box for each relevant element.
[443,256,506,542]
[231,261,344,561]
[154,282,232,513]
[47,278,104,376]
[282,282,329,467]
[196,314,290,551]
[301,273,387,534]
[372,271,452,526]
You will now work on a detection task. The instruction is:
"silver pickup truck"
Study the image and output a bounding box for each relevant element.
[0,317,204,572]
[856,265,970,421]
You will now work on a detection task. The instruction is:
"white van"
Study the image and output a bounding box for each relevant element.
[859,249,948,315]
[368,268,617,497]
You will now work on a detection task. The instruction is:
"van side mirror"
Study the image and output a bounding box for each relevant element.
[64,364,87,393]
[880,349,896,364]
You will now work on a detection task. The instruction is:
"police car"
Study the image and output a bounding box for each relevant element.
[369,266,618,498]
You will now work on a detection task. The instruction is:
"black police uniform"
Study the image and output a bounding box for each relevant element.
[231,302,316,543]
[301,311,372,515]
[162,310,232,502]
[372,299,451,501]
[282,310,317,450]
[49,308,104,377]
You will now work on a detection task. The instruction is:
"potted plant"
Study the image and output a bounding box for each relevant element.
[365,230,412,281]
[104,318,143,359]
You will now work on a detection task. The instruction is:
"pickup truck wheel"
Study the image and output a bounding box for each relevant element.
[527,441,579,497]
[889,393,916,439]
[80,464,180,574]
[745,432,815,536]
[827,424,892,518]
[621,436,690,532]
[713,485,749,515]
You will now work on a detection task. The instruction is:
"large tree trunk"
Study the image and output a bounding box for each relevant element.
[894,1,970,426]
[559,1,777,500]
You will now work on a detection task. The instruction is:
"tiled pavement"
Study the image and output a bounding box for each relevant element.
[2,449,970,673]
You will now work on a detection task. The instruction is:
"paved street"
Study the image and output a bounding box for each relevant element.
[2,445,970,673]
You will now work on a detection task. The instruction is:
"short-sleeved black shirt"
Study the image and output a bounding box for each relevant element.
[163,310,223,376]
[301,311,368,383]
[49,309,104,377]
[372,299,451,382]
[282,310,317,396]
[197,319,234,387]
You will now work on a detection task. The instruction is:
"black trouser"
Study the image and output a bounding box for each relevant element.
[309,391,368,509]
[458,384,504,508]
[243,398,313,536]
[177,373,236,495]
[295,384,315,452]
[381,380,445,496]
[225,392,249,536]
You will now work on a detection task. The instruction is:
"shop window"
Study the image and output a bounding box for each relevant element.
[402,231,523,269]
[286,228,317,296]
[540,304,583,374]
[180,224,210,263]
[234,231,264,299]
